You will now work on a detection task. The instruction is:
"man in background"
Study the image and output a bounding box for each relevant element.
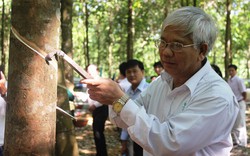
[120,59,149,156]
[116,62,131,92]
[211,64,223,78]
[151,61,164,81]
[228,64,247,147]
[153,61,163,76]
[86,64,108,156]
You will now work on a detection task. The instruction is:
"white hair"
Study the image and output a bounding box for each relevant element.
[161,6,218,54]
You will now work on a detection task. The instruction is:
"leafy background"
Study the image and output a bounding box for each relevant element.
[0,0,249,84]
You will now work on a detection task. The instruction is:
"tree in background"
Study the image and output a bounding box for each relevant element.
[61,0,74,83]
[1,0,5,71]
[0,0,249,81]
[127,0,134,60]
[0,0,11,74]
[59,2,79,155]
[84,1,90,66]
[224,0,232,79]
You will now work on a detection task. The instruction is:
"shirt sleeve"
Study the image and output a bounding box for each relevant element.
[238,78,247,93]
[0,97,6,117]
[109,100,138,129]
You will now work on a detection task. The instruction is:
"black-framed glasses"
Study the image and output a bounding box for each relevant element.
[155,39,195,52]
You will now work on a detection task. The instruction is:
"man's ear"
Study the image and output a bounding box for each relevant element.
[200,43,208,54]
[199,43,208,61]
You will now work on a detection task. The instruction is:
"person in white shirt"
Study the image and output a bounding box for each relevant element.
[0,71,7,156]
[117,62,131,92]
[83,6,239,156]
[153,61,164,76]
[227,64,247,147]
[120,59,149,156]
[86,64,108,156]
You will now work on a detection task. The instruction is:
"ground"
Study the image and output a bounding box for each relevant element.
[75,114,120,156]
[75,108,250,156]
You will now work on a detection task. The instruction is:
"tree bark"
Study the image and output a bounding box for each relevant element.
[56,58,79,156]
[84,1,90,66]
[61,0,74,83]
[224,0,232,79]
[127,0,133,60]
[5,1,60,155]
[193,0,197,7]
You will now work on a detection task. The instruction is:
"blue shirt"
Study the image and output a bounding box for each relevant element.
[120,78,149,140]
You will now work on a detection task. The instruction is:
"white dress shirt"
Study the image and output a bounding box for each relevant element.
[118,78,131,92]
[0,96,6,146]
[110,60,239,156]
[120,78,149,140]
[228,75,246,102]
[228,74,248,146]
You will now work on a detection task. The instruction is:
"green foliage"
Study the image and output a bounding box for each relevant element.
[1,0,249,80]
[0,0,11,73]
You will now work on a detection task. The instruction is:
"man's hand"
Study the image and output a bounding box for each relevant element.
[88,104,96,113]
[81,78,124,105]
[0,72,7,96]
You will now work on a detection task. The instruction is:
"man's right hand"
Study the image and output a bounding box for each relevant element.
[82,78,125,105]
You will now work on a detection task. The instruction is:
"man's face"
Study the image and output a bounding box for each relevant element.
[126,65,144,88]
[154,66,163,76]
[159,27,205,80]
[228,67,236,77]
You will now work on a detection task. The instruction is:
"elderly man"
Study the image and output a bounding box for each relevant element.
[83,6,239,156]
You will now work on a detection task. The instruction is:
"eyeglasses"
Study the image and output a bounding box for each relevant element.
[155,39,195,52]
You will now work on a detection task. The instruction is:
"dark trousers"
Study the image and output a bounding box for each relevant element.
[133,142,143,156]
[92,105,108,156]
[0,146,3,156]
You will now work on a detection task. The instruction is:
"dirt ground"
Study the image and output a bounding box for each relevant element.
[75,108,250,156]
[75,115,120,156]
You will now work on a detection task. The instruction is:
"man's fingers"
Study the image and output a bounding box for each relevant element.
[81,79,100,85]
[87,88,95,95]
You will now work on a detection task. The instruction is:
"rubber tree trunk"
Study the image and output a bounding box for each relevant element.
[4,1,60,155]
[56,58,79,156]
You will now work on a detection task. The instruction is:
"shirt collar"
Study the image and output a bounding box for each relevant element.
[229,75,237,81]
[185,59,210,96]
[139,78,148,90]
[161,59,210,96]
[161,70,172,84]
[128,78,147,93]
